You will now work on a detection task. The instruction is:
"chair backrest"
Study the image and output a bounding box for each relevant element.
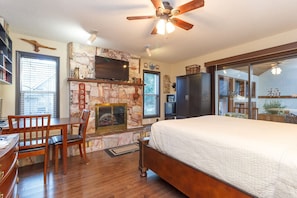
[78,110,90,138]
[285,113,297,124]
[7,114,51,152]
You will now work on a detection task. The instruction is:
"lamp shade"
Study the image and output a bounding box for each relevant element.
[271,66,282,75]
[166,21,175,33]
[156,19,166,35]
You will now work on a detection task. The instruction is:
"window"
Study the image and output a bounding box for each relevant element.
[215,57,297,123]
[16,51,60,117]
[143,70,160,118]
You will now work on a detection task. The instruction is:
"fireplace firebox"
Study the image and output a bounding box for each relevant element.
[95,103,127,135]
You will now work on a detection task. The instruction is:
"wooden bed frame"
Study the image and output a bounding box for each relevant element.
[139,138,256,198]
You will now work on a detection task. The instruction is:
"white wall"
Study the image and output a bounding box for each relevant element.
[170,28,297,76]
[0,32,69,117]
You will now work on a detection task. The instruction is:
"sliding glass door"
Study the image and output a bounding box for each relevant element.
[215,57,297,123]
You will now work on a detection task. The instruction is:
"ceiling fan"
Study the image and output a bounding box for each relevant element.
[126,0,204,34]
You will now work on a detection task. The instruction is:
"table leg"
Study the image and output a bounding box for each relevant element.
[61,125,68,174]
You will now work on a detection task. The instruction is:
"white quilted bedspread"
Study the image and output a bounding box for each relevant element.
[148,115,297,198]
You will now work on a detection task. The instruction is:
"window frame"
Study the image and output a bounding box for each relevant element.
[15,51,60,117]
[206,41,297,117]
[143,70,160,118]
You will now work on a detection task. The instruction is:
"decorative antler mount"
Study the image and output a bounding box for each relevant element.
[20,38,56,52]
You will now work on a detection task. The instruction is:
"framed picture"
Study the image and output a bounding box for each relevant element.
[167,94,175,102]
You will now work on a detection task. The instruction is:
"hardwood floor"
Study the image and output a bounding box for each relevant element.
[18,150,187,198]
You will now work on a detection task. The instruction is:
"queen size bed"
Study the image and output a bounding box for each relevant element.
[139,115,297,198]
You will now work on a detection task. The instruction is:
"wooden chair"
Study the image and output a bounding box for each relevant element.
[284,113,297,124]
[6,114,51,184]
[51,109,90,173]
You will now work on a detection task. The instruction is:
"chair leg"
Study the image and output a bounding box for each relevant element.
[78,144,83,158]
[47,145,51,168]
[82,142,88,163]
[54,145,59,174]
[44,152,48,184]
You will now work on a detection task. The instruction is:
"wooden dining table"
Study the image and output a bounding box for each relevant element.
[1,117,84,175]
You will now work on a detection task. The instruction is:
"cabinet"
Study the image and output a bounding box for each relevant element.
[0,134,19,198]
[176,73,211,118]
[0,24,12,84]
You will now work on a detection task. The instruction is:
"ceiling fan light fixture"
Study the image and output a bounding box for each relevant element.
[271,66,282,75]
[156,19,166,35]
[156,18,175,35]
[166,21,175,33]
[126,0,204,35]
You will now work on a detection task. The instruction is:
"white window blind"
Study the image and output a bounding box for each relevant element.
[143,71,160,118]
[18,54,58,117]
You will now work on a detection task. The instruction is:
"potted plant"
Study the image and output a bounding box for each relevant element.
[263,100,286,114]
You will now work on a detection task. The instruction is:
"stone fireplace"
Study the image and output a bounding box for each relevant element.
[95,103,127,135]
[66,42,144,158]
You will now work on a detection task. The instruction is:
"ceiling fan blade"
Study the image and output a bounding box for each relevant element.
[173,0,204,16]
[126,16,155,20]
[151,27,157,35]
[171,18,194,30]
[151,0,164,10]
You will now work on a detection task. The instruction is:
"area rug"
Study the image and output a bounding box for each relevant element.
[105,142,139,157]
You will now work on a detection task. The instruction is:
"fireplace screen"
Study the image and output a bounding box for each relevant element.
[95,103,127,135]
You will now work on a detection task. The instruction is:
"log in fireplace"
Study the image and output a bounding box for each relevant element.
[95,103,127,135]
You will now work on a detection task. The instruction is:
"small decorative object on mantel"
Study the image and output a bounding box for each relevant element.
[20,38,56,52]
[74,67,80,79]
[136,78,142,84]
[185,64,200,75]
[133,87,140,101]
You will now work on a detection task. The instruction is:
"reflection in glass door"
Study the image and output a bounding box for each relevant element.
[216,65,256,119]
[216,57,297,123]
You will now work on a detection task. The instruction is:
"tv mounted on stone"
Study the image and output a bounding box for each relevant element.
[95,56,129,81]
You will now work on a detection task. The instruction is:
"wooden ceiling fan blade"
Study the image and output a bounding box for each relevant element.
[171,18,194,30]
[151,0,164,10]
[126,16,155,20]
[173,0,204,16]
[151,27,157,35]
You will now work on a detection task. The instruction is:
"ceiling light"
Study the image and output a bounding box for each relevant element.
[156,17,175,35]
[156,19,166,35]
[87,33,97,44]
[271,66,282,75]
[146,46,152,57]
[166,21,175,33]
[271,62,282,75]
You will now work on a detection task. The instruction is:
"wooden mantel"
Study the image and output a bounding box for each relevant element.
[67,78,144,86]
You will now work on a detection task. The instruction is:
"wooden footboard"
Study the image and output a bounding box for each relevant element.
[139,138,255,198]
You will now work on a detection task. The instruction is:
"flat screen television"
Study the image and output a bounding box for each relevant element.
[95,56,129,81]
